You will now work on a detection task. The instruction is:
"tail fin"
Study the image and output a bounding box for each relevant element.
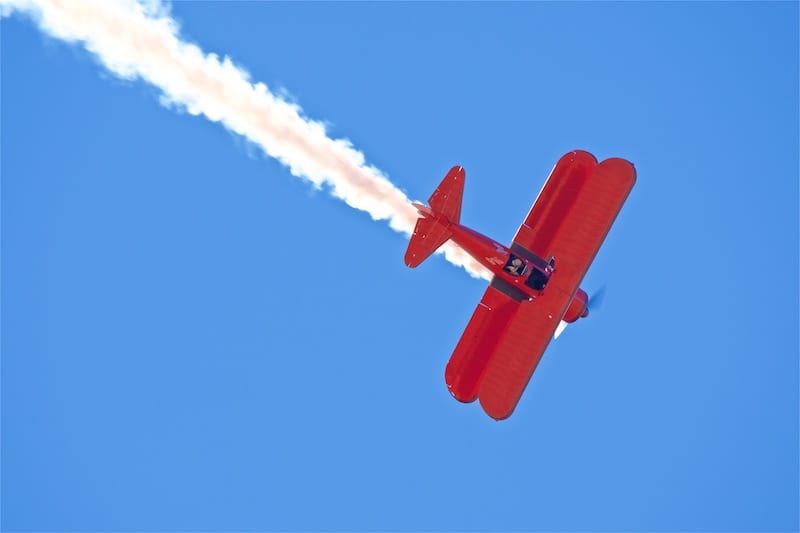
[428,166,465,224]
[404,166,465,268]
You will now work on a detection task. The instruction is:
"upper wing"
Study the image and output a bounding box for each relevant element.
[446,153,636,420]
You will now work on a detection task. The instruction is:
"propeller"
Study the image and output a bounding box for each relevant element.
[553,285,606,340]
[587,284,606,312]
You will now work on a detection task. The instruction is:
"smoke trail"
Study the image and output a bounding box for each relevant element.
[1,0,490,279]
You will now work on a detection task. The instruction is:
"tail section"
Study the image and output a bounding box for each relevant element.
[404,166,465,268]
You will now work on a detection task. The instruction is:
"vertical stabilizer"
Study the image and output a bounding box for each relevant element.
[428,166,465,224]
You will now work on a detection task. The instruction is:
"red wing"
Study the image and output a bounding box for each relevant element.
[445,284,519,403]
[477,286,572,419]
[540,157,636,295]
[511,150,597,259]
[476,156,637,419]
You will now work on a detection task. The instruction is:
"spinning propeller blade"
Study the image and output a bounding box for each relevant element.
[588,284,606,311]
[554,285,606,339]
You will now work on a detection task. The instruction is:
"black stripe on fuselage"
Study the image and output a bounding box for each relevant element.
[490,276,528,303]
[510,243,549,269]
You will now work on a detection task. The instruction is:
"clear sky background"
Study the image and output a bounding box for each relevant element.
[2,2,798,531]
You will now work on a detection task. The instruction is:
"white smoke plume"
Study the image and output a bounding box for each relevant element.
[1,0,491,279]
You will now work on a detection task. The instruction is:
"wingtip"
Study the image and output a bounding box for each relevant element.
[480,397,515,421]
[597,157,637,186]
[566,149,599,166]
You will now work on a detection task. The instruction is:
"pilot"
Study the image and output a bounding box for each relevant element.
[505,257,525,276]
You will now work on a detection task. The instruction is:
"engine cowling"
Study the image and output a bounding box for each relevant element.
[562,288,589,323]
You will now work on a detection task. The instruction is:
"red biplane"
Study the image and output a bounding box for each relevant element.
[405,150,636,420]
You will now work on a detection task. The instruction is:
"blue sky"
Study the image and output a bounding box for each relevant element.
[2,2,798,531]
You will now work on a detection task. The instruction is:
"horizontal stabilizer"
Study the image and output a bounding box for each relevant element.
[404,217,452,268]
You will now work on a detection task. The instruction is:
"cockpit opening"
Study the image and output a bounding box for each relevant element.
[525,267,549,291]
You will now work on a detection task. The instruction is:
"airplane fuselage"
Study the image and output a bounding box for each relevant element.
[415,203,556,302]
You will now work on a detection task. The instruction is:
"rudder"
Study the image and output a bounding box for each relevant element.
[428,166,465,224]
